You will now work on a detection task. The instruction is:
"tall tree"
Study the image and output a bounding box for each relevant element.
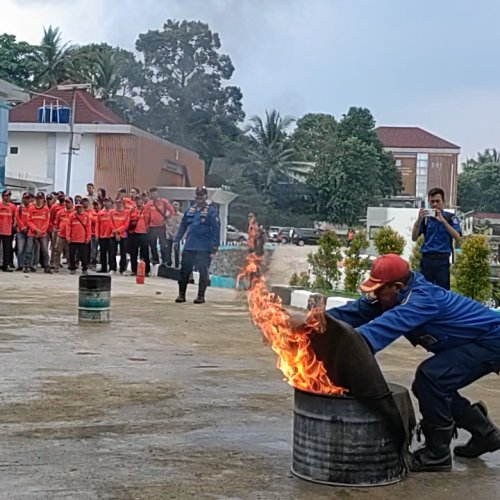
[0,34,41,89]
[291,112,337,162]
[309,137,382,225]
[458,161,500,212]
[135,20,244,165]
[245,110,304,193]
[35,26,72,88]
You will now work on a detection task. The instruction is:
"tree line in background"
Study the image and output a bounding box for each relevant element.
[6,20,499,229]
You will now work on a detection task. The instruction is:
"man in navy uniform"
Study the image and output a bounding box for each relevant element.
[326,253,500,472]
[174,186,220,304]
[412,187,461,289]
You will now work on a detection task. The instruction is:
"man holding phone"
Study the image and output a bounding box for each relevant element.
[411,187,461,289]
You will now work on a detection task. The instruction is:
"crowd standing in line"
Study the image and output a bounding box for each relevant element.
[0,183,193,283]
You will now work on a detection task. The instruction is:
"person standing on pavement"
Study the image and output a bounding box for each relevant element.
[165,201,183,268]
[109,198,130,274]
[325,253,500,473]
[174,187,220,304]
[96,198,113,273]
[128,196,150,277]
[15,192,32,271]
[412,187,461,290]
[66,203,91,275]
[89,200,100,270]
[25,193,52,273]
[145,187,174,265]
[53,197,74,273]
[0,189,16,272]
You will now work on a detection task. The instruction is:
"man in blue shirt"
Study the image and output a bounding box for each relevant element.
[174,186,220,304]
[411,187,461,290]
[326,254,500,472]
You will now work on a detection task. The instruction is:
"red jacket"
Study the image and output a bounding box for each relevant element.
[96,209,113,239]
[123,197,136,211]
[50,203,65,228]
[89,209,99,237]
[27,204,50,237]
[55,208,73,238]
[110,209,130,238]
[66,211,91,243]
[0,202,16,236]
[129,206,148,234]
[15,203,32,233]
[145,198,174,227]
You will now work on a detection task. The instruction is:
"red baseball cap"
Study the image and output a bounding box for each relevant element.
[360,254,410,293]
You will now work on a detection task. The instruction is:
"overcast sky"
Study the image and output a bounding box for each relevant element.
[2,0,499,159]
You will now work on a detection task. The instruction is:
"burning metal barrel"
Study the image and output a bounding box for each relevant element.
[292,383,409,487]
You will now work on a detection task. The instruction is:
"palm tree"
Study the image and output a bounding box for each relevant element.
[245,110,302,192]
[35,26,72,88]
[93,51,122,103]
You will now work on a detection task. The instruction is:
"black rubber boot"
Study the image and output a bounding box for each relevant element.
[193,296,205,304]
[454,402,500,458]
[411,422,454,472]
[175,281,187,303]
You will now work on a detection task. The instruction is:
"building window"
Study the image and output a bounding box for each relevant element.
[9,146,18,155]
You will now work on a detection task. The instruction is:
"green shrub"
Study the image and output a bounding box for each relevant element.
[373,226,406,256]
[344,230,370,293]
[289,271,310,288]
[454,234,492,303]
[307,230,343,290]
[410,235,424,271]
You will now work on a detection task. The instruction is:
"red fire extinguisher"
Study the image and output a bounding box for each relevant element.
[136,260,145,285]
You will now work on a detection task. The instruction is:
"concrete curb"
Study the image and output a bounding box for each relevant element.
[270,285,355,310]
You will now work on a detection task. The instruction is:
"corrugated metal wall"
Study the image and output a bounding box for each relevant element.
[94,134,138,196]
[94,133,205,196]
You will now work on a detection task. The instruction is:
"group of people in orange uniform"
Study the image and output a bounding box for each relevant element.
[0,183,183,276]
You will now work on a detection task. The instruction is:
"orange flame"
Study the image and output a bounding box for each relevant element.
[238,223,345,396]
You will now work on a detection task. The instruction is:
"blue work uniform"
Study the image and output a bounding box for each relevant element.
[418,211,461,290]
[174,203,220,297]
[326,272,500,427]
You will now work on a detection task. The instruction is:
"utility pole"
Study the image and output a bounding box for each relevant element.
[56,83,92,195]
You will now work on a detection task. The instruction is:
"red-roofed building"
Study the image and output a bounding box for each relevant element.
[5,86,205,197]
[376,126,460,206]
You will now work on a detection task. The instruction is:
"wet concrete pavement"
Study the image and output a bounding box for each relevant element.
[0,272,499,499]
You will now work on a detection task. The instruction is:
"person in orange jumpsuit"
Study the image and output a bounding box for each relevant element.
[50,191,66,268]
[66,203,92,274]
[144,186,174,265]
[129,195,150,276]
[25,192,52,273]
[109,198,130,274]
[53,197,74,272]
[14,192,32,270]
[96,198,114,273]
[89,200,100,270]
[0,189,16,272]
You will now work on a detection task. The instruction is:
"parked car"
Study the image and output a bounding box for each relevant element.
[292,228,323,246]
[268,226,282,242]
[277,227,293,244]
[226,224,248,243]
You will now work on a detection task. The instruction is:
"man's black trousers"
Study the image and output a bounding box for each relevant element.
[412,337,500,428]
[420,254,450,290]
[179,250,210,297]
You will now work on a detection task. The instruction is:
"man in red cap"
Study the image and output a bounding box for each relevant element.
[66,202,91,274]
[326,253,500,473]
[25,193,52,273]
[0,189,16,272]
[53,197,74,272]
[14,192,32,270]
